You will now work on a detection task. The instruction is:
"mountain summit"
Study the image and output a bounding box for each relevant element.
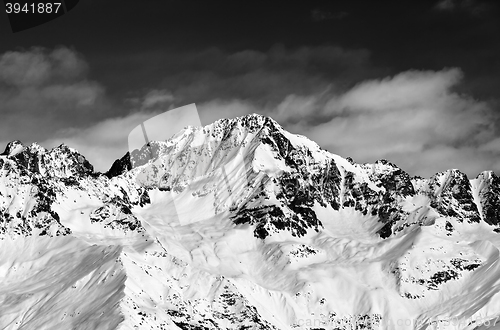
[1,114,500,329]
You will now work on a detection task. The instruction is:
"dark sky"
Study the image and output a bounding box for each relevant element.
[0,0,499,176]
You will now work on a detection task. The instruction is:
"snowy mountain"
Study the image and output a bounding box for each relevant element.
[1,114,500,330]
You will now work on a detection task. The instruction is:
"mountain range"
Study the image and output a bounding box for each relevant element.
[1,114,500,329]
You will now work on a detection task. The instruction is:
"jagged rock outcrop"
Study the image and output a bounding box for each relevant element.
[476,171,500,227]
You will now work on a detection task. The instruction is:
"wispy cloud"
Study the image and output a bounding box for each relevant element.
[434,0,492,16]
[39,112,159,172]
[140,89,175,109]
[305,68,499,177]
[0,47,107,142]
[47,67,499,177]
[151,45,374,107]
[0,46,88,86]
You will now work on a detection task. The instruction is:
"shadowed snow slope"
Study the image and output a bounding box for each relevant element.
[1,114,500,329]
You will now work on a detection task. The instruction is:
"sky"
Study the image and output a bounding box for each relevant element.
[0,0,499,177]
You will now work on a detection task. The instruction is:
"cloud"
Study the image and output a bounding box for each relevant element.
[434,0,492,16]
[328,69,463,113]
[1,45,498,178]
[34,99,248,172]
[141,89,175,109]
[197,99,258,126]
[0,47,107,142]
[40,112,159,172]
[0,46,88,87]
[142,66,498,178]
[36,98,258,172]
[152,45,374,107]
[28,63,500,178]
[116,67,499,178]
[305,68,499,177]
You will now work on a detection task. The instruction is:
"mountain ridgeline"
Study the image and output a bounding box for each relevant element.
[1,115,498,239]
[1,114,500,329]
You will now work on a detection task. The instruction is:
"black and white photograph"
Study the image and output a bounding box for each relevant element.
[1,0,500,328]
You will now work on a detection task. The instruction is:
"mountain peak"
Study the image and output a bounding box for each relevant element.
[28,142,47,154]
[118,113,294,174]
[210,113,284,135]
[1,140,26,156]
[476,170,497,180]
[1,140,94,178]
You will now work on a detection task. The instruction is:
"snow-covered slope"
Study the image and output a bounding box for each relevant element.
[1,114,500,330]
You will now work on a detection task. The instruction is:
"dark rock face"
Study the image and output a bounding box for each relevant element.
[229,125,421,240]
[428,170,481,223]
[372,165,416,237]
[89,203,141,232]
[342,170,378,211]
[106,152,132,178]
[340,161,415,238]
[229,122,345,240]
[1,140,24,156]
[2,142,94,178]
[233,205,287,239]
[479,172,500,226]
[371,160,415,198]
[393,254,483,299]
